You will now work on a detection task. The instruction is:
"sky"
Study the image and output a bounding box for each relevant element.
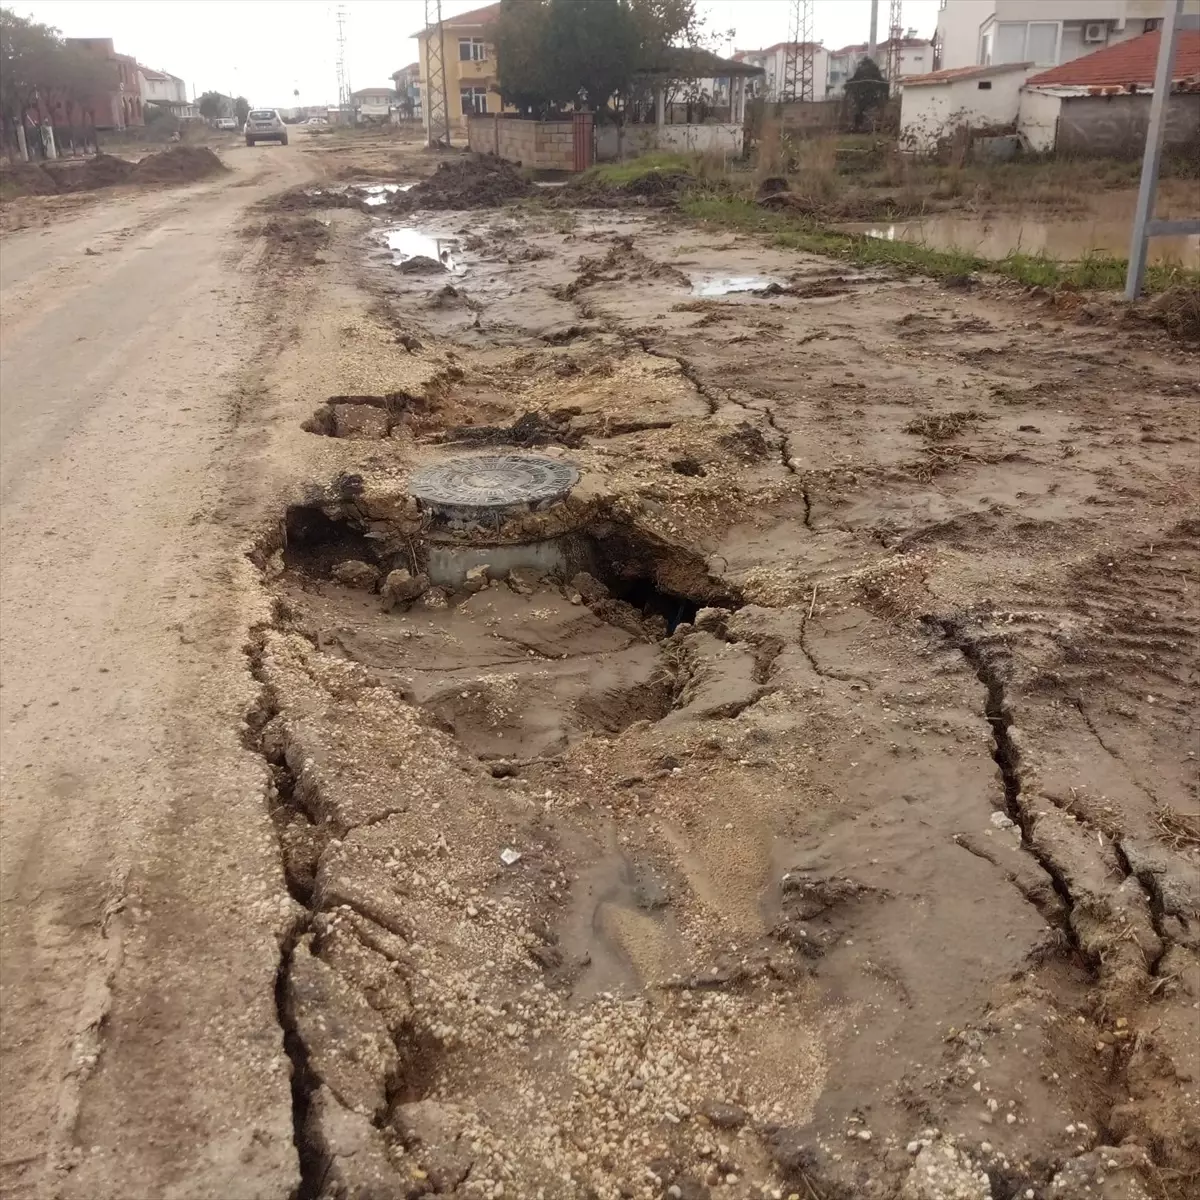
[15,0,941,107]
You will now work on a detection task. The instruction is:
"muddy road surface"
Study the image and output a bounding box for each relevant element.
[2,128,1197,1200]
[0,142,316,1199]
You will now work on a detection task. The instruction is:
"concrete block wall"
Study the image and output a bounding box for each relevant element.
[1056,92,1200,158]
[466,115,577,169]
[594,122,743,162]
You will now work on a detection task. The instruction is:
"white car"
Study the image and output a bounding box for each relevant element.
[245,109,288,146]
[214,117,238,131]
[305,117,329,126]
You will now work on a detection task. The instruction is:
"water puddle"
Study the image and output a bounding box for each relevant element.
[846,214,1200,269]
[691,274,779,297]
[384,226,462,273]
[359,182,414,206]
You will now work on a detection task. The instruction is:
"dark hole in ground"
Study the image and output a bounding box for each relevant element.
[284,504,379,577]
[608,575,699,634]
[671,457,706,477]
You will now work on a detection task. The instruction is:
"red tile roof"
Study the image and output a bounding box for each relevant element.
[1025,29,1200,88]
[903,62,1032,87]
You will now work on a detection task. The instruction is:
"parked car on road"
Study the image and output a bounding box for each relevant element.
[305,117,329,126]
[244,109,288,146]
[214,117,238,131]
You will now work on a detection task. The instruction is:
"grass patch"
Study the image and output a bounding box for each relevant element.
[580,152,695,186]
[679,192,1198,294]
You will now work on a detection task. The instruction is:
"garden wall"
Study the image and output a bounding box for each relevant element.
[466,114,593,171]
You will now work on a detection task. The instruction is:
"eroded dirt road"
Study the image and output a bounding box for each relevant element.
[0,143,315,1199]
[2,128,1197,1200]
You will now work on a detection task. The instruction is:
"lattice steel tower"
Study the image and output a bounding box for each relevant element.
[781,0,815,102]
[885,0,903,92]
[335,4,350,111]
[424,0,450,146]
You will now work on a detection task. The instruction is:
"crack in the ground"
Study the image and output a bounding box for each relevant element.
[926,617,1086,961]
[798,601,873,688]
[1068,695,1161,806]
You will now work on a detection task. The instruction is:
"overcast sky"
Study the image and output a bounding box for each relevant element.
[16,0,941,106]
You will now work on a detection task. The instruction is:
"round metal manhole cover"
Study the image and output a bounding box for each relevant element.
[409,454,579,521]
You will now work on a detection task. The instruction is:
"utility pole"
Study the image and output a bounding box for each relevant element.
[868,0,879,62]
[424,0,450,146]
[885,0,903,91]
[782,0,814,102]
[1125,0,1200,297]
[335,4,350,114]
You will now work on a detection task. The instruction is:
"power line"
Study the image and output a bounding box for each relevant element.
[424,0,450,146]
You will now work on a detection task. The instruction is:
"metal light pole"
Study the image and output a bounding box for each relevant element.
[1124,0,1200,298]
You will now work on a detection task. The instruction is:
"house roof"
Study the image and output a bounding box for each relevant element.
[635,46,767,80]
[761,41,825,55]
[831,37,931,58]
[902,62,1033,87]
[1025,29,1200,89]
[391,62,420,78]
[351,87,396,98]
[139,65,168,80]
[411,1,501,39]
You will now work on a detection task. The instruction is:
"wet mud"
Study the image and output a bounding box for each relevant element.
[245,159,1200,1200]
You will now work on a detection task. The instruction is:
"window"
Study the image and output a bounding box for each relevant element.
[990,20,1059,65]
[460,86,488,115]
[977,80,992,90]
[458,37,487,61]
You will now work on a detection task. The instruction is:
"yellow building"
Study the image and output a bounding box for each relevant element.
[414,1,508,141]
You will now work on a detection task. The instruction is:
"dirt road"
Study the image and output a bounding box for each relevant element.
[0,144,311,1199]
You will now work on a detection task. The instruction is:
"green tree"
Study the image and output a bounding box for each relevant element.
[844,56,888,132]
[545,0,638,110]
[494,0,556,115]
[1,8,110,134]
[197,90,224,119]
[234,96,250,124]
[495,0,667,115]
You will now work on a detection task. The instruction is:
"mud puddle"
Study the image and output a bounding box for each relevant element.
[691,274,780,297]
[383,226,462,273]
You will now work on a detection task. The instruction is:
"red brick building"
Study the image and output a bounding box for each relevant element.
[65,38,144,129]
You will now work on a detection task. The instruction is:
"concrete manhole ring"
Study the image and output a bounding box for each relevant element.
[410,454,579,519]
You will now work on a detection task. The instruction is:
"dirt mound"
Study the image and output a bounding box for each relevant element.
[0,162,59,197]
[1135,284,1200,343]
[132,145,226,184]
[78,153,136,189]
[392,155,534,209]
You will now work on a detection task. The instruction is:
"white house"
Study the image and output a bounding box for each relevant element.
[898,61,1033,153]
[732,42,830,100]
[934,0,1200,73]
[138,67,195,118]
[351,87,397,123]
[1018,27,1200,154]
[827,36,935,95]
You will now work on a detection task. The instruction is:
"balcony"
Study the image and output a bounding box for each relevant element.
[456,56,493,82]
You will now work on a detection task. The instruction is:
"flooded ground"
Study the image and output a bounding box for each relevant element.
[849,210,1200,267]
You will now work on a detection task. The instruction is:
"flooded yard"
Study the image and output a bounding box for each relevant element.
[848,210,1200,267]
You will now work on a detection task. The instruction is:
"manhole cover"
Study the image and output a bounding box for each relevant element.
[410,454,579,525]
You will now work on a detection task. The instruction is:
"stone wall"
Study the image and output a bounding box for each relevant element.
[1055,92,1200,158]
